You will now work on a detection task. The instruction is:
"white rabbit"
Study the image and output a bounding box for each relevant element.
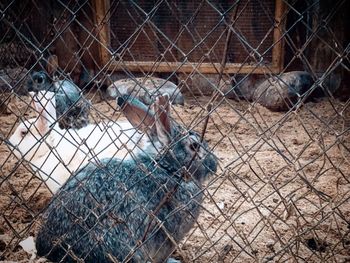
[9,91,146,193]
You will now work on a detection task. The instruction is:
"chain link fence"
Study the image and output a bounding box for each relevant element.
[0,0,349,262]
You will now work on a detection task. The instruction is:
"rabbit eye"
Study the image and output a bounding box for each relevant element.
[20,130,28,137]
[189,141,200,152]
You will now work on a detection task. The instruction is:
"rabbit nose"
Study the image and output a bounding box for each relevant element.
[6,137,17,149]
[37,76,44,84]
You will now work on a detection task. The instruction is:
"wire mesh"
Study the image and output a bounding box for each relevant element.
[0,0,349,262]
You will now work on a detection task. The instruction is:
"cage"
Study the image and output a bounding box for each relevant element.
[0,0,349,262]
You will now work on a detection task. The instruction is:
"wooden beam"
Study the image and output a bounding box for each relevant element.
[107,61,280,74]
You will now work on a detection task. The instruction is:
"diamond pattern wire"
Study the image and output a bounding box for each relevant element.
[0,0,349,262]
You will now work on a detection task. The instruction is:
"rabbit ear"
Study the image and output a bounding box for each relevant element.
[154,94,172,145]
[117,96,156,136]
[32,91,57,134]
[47,55,59,77]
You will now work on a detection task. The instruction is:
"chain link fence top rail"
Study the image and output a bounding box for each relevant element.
[0,0,349,262]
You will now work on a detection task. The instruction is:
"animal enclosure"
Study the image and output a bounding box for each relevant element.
[0,0,349,262]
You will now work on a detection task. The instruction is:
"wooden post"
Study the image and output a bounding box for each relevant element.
[272,0,286,72]
[93,0,111,66]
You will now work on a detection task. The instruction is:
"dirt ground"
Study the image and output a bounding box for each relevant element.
[0,93,349,262]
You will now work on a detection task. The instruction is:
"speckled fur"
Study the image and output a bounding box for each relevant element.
[36,96,217,263]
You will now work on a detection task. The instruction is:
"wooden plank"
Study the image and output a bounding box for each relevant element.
[272,0,286,72]
[108,61,280,74]
[93,0,111,66]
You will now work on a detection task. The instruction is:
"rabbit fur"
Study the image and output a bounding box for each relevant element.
[9,91,145,193]
[35,94,217,262]
[28,71,90,129]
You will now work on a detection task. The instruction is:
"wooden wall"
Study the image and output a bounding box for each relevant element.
[284,0,349,96]
[0,0,348,95]
[0,0,100,87]
[103,0,282,74]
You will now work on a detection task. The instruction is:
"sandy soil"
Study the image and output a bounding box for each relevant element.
[0,93,349,262]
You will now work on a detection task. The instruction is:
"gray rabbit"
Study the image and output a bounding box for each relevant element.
[36,94,217,262]
[27,71,90,129]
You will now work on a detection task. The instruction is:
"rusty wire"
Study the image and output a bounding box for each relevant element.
[0,0,349,262]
